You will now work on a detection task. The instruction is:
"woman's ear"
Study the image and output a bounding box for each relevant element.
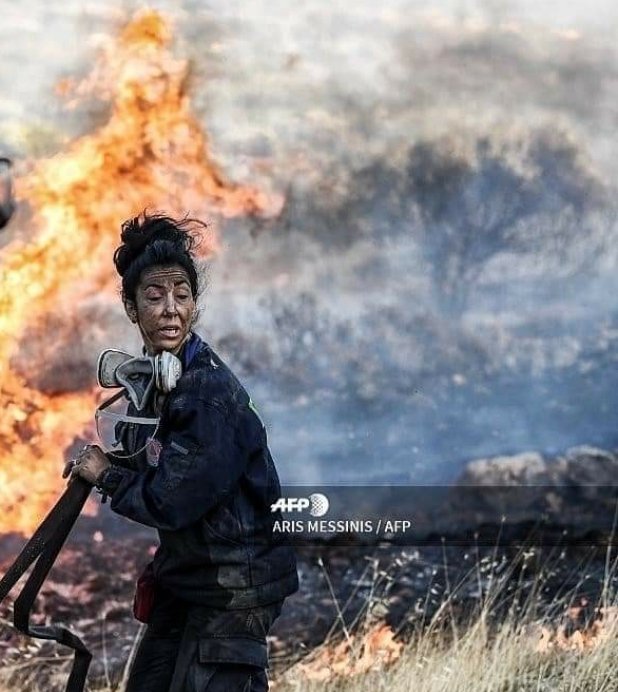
[124,299,138,324]
[191,305,200,326]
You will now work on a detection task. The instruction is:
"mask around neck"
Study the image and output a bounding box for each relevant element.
[97,349,182,410]
[94,348,182,459]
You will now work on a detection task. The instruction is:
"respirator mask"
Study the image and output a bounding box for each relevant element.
[95,349,182,459]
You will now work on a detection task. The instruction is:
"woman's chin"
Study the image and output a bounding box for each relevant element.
[158,334,190,354]
[145,337,183,355]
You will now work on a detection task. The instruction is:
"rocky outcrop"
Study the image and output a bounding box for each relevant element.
[440,446,618,541]
[458,446,618,486]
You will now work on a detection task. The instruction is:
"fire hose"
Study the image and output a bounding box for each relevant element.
[0,353,167,689]
[0,155,91,687]
[0,157,15,229]
[0,477,94,692]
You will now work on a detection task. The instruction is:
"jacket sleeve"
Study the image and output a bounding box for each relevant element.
[97,386,247,531]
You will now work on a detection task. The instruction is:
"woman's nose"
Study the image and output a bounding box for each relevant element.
[163,293,179,315]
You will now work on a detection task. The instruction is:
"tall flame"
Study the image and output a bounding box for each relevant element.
[0,9,278,535]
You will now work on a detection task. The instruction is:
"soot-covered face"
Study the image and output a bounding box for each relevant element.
[125,264,196,355]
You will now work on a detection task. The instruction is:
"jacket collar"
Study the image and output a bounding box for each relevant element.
[179,331,205,371]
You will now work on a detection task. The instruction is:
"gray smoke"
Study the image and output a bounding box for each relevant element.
[2,1,618,484]
[204,126,618,483]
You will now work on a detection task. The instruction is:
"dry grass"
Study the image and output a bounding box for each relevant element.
[277,620,618,692]
[4,629,618,692]
[273,543,618,692]
[3,546,618,692]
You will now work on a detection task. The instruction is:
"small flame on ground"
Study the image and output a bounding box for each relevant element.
[293,624,403,682]
[532,603,618,653]
[0,9,280,535]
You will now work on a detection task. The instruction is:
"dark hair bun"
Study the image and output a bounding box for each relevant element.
[114,212,204,300]
[114,214,197,277]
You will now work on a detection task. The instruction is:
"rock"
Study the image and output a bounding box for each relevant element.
[459,451,547,485]
[440,447,618,540]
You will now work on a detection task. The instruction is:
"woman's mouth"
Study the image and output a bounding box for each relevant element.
[159,326,181,338]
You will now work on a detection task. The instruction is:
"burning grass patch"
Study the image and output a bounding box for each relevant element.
[272,543,618,692]
[3,540,618,691]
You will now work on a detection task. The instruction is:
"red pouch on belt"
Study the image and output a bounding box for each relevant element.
[133,562,156,624]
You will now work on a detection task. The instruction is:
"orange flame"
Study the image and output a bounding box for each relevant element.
[295,625,404,682]
[0,9,280,535]
[533,602,618,653]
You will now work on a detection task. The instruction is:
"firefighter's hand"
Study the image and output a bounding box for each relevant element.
[63,444,111,485]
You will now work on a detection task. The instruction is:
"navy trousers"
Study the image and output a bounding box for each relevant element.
[125,589,283,692]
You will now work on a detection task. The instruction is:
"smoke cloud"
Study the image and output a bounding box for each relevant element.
[2,1,618,484]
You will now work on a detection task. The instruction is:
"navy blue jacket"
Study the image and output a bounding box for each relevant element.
[97,333,299,608]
